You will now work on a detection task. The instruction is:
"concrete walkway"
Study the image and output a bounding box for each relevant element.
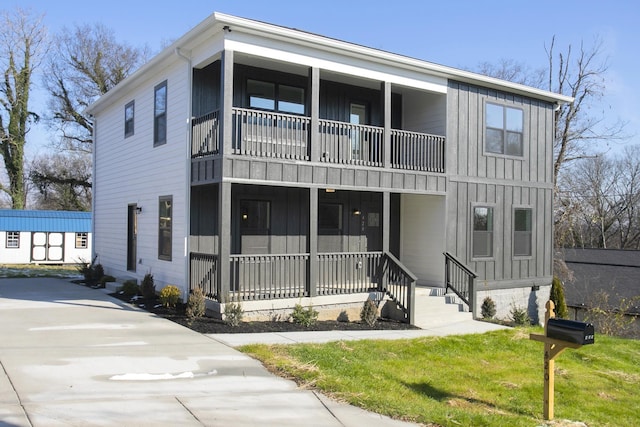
[0,278,504,426]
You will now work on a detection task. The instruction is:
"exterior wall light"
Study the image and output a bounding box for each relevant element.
[353,209,361,216]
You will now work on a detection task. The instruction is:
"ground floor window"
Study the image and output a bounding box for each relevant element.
[158,196,172,260]
[514,208,532,256]
[6,231,19,248]
[472,206,494,258]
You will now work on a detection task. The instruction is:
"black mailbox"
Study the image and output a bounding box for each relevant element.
[547,318,595,345]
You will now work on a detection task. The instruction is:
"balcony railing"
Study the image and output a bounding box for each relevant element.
[191,111,220,158]
[191,109,445,173]
[391,129,445,173]
[318,120,383,167]
[232,108,311,160]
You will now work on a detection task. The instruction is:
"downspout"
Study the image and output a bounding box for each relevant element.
[90,114,97,265]
[175,47,192,301]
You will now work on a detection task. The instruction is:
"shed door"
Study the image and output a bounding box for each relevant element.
[31,232,65,262]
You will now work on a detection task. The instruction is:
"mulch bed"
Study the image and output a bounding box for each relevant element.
[104,287,418,334]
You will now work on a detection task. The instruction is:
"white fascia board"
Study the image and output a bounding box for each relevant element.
[215,12,573,105]
[225,38,448,94]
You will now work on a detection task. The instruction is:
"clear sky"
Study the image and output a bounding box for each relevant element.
[10,0,640,157]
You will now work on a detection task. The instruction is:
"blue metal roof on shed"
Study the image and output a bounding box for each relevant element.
[0,210,91,232]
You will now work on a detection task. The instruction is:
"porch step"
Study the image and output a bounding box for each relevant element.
[413,287,472,329]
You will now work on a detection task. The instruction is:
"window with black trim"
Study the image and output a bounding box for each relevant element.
[472,207,493,258]
[485,102,524,156]
[75,232,88,249]
[247,79,305,115]
[514,208,532,256]
[124,101,135,137]
[158,196,172,260]
[6,231,19,248]
[318,203,343,234]
[154,81,167,146]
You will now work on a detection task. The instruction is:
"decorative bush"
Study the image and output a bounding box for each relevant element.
[224,302,244,327]
[360,299,378,327]
[550,276,568,319]
[159,285,181,308]
[186,287,206,319]
[92,264,105,282]
[290,304,318,327]
[481,296,497,319]
[140,273,155,300]
[120,280,139,297]
[509,305,531,326]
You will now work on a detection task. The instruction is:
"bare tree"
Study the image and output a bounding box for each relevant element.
[30,23,148,206]
[0,8,46,209]
[547,36,627,183]
[29,153,92,211]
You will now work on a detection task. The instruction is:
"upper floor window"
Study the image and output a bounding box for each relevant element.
[6,231,19,248]
[154,81,167,146]
[514,208,532,257]
[247,79,305,115]
[485,102,523,156]
[124,101,135,138]
[472,206,493,258]
[75,232,89,249]
[158,195,172,260]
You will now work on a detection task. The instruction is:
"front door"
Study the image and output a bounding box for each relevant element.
[31,232,64,262]
[127,204,137,271]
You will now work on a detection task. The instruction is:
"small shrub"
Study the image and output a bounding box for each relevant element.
[120,280,139,297]
[92,264,105,282]
[186,287,206,319]
[159,285,181,308]
[509,305,531,326]
[99,275,116,286]
[290,303,318,327]
[360,299,378,327]
[224,302,244,327]
[140,273,155,300]
[550,276,568,319]
[481,297,497,319]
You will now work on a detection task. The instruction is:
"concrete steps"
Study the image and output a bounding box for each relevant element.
[412,287,472,329]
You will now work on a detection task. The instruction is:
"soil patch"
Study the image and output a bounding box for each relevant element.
[106,288,418,334]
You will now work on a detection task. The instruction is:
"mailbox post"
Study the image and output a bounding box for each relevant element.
[530,300,594,420]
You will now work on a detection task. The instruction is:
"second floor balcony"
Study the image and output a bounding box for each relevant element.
[191,107,446,173]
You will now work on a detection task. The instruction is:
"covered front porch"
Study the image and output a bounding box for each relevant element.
[189,184,454,323]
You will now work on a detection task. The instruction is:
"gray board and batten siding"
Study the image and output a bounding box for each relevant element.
[445,81,554,288]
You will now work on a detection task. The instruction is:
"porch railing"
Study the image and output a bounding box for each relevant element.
[191,111,220,158]
[189,250,416,324]
[189,252,219,299]
[232,108,310,160]
[444,252,478,315]
[318,119,383,167]
[317,251,383,295]
[391,129,445,173]
[229,253,309,300]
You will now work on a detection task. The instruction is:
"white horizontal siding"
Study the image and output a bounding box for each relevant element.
[94,58,190,294]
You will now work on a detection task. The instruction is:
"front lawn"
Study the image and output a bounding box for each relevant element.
[0,264,82,279]
[242,328,639,426]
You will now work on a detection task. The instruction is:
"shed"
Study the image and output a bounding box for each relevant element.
[0,210,92,264]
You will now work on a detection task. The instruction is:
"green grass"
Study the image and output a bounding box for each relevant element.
[241,328,640,426]
[0,264,82,278]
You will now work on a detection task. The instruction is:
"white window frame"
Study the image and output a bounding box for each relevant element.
[6,231,19,248]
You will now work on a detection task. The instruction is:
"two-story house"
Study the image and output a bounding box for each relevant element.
[87,13,572,323]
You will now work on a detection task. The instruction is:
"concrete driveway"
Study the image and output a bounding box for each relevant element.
[0,278,416,427]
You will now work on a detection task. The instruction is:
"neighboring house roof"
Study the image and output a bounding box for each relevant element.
[86,12,573,116]
[560,248,640,314]
[0,210,91,233]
